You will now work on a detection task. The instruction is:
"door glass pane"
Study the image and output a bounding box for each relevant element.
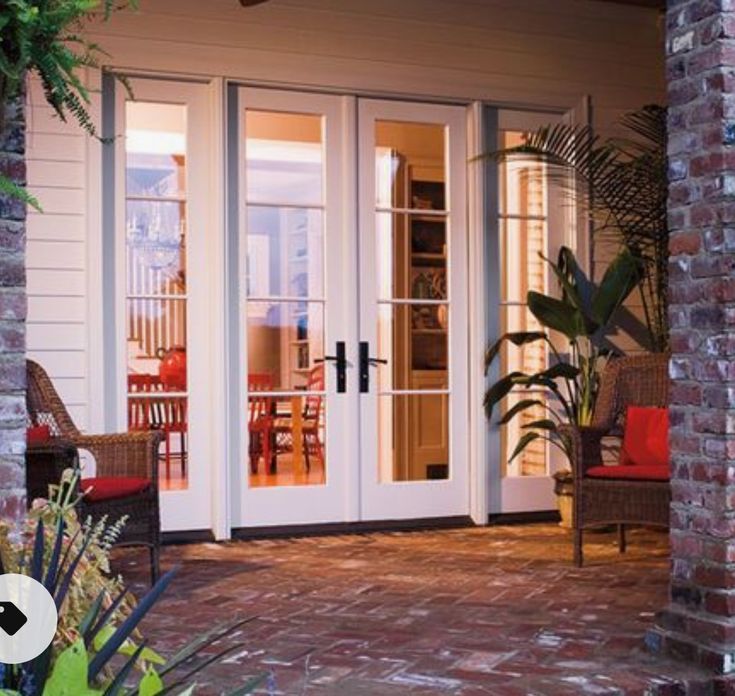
[246,301,325,392]
[245,110,323,206]
[374,119,450,483]
[244,107,327,488]
[499,131,546,218]
[377,303,448,391]
[248,388,326,487]
[375,121,446,210]
[125,102,189,492]
[378,394,449,482]
[247,207,324,298]
[376,213,447,300]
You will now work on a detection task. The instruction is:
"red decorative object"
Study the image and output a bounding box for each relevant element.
[81,476,151,503]
[586,465,669,482]
[26,425,51,445]
[156,345,187,390]
[619,405,669,467]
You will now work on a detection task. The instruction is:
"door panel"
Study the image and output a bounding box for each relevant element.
[358,100,469,520]
[236,88,354,527]
[117,78,214,532]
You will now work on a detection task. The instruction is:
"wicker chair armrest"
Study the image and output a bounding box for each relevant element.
[558,424,606,478]
[73,431,162,483]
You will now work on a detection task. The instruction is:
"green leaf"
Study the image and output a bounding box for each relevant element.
[498,399,546,425]
[138,667,165,696]
[0,174,42,211]
[521,419,557,432]
[484,331,548,369]
[508,432,541,463]
[42,640,102,696]
[483,371,526,419]
[527,291,589,339]
[591,248,642,326]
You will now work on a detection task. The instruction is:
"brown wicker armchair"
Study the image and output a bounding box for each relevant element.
[565,353,670,567]
[26,360,162,583]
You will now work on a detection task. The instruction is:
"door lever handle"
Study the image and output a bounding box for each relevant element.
[315,341,347,393]
[359,342,388,392]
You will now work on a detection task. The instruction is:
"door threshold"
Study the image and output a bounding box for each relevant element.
[232,515,474,540]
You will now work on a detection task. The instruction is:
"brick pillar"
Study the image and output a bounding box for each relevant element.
[0,92,26,527]
[645,0,735,674]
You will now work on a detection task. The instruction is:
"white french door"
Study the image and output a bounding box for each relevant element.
[235,89,470,528]
[235,88,357,527]
[357,100,469,520]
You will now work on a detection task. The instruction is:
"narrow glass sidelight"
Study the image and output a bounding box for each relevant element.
[498,130,550,478]
[243,109,327,488]
[124,101,190,491]
[373,120,450,483]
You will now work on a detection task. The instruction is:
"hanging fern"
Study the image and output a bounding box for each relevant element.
[0,0,138,210]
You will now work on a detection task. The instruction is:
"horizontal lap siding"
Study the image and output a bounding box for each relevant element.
[25,0,663,435]
[26,83,88,432]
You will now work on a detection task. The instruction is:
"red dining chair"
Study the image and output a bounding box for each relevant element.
[302,364,325,472]
[248,373,274,474]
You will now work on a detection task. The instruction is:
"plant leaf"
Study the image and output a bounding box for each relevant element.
[527,291,589,339]
[498,399,546,425]
[508,432,541,463]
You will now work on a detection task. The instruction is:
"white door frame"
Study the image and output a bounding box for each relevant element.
[111,76,221,533]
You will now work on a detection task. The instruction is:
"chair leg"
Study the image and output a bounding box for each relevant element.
[164,433,171,480]
[180,431,187,478]
[574,528,583,567]
[618,524,627,554]
[303,434,310,472]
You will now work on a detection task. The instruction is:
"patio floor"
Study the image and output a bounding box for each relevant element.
[116,524,717,695]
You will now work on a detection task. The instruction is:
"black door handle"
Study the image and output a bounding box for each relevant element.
[359,342,388,393]
[315,341,346,393]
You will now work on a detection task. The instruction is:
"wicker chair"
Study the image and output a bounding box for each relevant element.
[564,353,671,567]
[26,360,163,583]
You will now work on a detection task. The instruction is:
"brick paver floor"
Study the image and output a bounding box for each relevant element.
[116,524,716,695]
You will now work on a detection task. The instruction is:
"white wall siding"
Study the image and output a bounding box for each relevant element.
[24,0,664,437]
[26,82,89,431]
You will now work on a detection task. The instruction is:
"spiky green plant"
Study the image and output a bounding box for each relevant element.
[0,0,138,210]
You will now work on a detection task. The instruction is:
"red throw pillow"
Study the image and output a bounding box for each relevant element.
[81,477,151,503]
[619,406,669,467]
[26,425,51,445]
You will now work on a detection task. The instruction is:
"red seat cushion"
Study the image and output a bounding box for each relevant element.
[587,465,669,482]
[620,406,669,467]
[27,425,51,445]
[81,477,151,503]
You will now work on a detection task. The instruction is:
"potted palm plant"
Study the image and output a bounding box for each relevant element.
[484,246,642,526]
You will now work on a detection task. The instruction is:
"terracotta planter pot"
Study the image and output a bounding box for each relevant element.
[553,469,574,529]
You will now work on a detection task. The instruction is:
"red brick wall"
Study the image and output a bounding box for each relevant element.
[647,0,735,673]
[0,94,26,526]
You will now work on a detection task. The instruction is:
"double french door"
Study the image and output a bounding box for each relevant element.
[116,79,469,532]
[236,88,469,528]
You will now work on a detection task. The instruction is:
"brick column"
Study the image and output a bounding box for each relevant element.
[0,92,26,527]
[645,0,735,674]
